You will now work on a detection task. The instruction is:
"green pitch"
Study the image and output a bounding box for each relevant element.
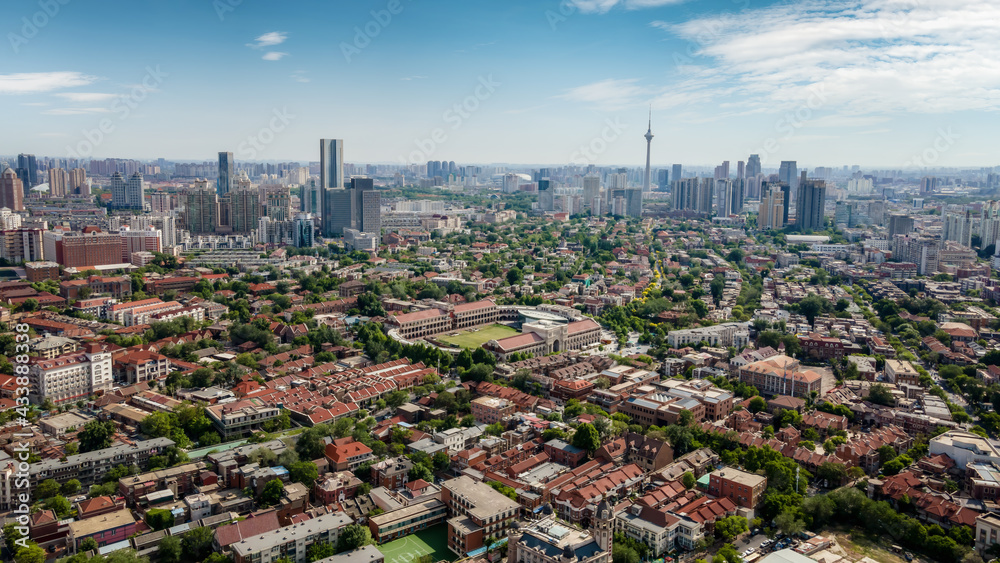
[378,524,456,563]
[437,324,518,349]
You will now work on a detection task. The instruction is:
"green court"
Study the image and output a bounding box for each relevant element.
[437,324,518,349]
[378,524,456,563]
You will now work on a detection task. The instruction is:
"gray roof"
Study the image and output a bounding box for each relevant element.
[313,545,384,563]
[31,437,174,476]
[231,511,353,557]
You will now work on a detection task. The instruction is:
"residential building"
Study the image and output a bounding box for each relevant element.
[471,396,515,425]
[708,467,767,508]
[0,167,25,211]
[325,438,374,471]
[206,399,282,440]
[29,342,113,404]
[67,509,136,553]
[29,437,174,491]
[442,475,521,556]
[368,498,448,543]
[230,510,353,563]
[738,355,824,397]
[666,323,749,349]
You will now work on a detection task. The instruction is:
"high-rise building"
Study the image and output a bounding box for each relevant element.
[746,154,761,179]
[942,211,975,248]
[229,187,261,234]
[260,185,292,221]
[293,214,314,248]
[353,178,381,234]
[778,161,798,203]
[763,181,791,225]
[0,168,25,211]
[583,176,601,212]
[0,228,43,263]
[920,176,938,195]
[150,192,173,213]
[981,201,1000,250]
[538,179,554,212]
[119,227,162,262]
[182,185,219,235]
[301,179,322,214]
[888,215,915,238]
[217,152,234,197]
[759,186,785,229]
[110,172,145,210]
[795,177,826,231]
[717,179,744,217]
[502,173,521,194]
[321,177,380,237]
[671,178,697,212]
[68,167,87,196]
[17,154,37,191]
[671,165,682,186]
[643,110,654,192]
[657,169,670,191]
[714,161,730,180]
[625,188,643,218]
[48,168,68,198]
[737,160,746,180]
[320,139,344,190]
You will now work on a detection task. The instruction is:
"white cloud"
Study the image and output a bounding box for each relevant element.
[659,0,1000,115]
[55,92,117,103]
[0,72,98,94]
[557,78,651,110]
[262,52,288,61]
[400,75,428,81]
[41,107,112,115]
[248,31,287,49]
[570,0,685,14]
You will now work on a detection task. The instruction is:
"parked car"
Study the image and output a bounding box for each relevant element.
[904,553,913,562]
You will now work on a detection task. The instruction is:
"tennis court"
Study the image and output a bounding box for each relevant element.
[378,524,456,563]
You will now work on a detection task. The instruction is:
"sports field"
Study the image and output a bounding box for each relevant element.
[379,524,456,563]
[437,324,518,349]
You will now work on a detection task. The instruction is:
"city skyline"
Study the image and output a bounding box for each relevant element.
[2,0,997,167]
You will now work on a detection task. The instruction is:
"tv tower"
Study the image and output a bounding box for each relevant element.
[643,107,654,192]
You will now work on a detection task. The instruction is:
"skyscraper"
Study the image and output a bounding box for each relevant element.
[352,178,381,234]
[261,185,292,221]
[920,177,938,195]
[759,186,785,230]
[795,178,827,232]
[229,187,261,234]
[671,165,682,185]
[182,185,219,234]
[583,176,601,213]
[16,154,37,192]
[109,172,145,210]
[301,179,321,214]
[320,139,344,190]
[657,169,669,191]
[48,168,68,198]
[538,179,554,212]
[0,168,25,211]
[643,109,653,193]
[737,161,745,180]
[68,168,87,196]
[293,214,315,248]
[217,152,234,197]
[746,154,761,179]
[763,181,791,225]
[778,161,798,202]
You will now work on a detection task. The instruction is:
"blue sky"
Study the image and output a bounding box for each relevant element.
[3,0,998,169]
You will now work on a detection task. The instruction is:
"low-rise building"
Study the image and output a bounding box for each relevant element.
[230,511,353,563]
[442,475,521,555]
[708,467,767,508]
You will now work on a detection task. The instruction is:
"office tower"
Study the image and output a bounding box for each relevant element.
[759,187,785,229]
[229,187,261,234]
[671,165,682,186]
[48,168,68,198]
[942,211,975,248]
[182,185,219,234]
[301,179,321,214]
[320,139,345,190]
[763,181,791,225]
[217,152,234,196]
[538,179,554,212]
[643,110,653,192]
[0,168,25,211]
[778,161,798,203]
[795,178,826,231]
[746,154,761,179]
[920,177,938,195]
[625,188,643,218]
[17,154,37,191]
[737,161,745,180]
[260,185,292,221]
[352,178,381,234]
[583,176,601,212]
[68,168,87,195]
[606,173,627,190]
[657,169,669,191]
[293,214,315,248]
[323,188,352,237]
[888,215,915,238]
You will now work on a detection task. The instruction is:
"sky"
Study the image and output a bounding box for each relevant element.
[3,0,999,169]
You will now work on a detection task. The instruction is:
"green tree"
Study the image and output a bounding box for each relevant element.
[572,423,601,454]
[682,471,696,490]
[335,524,374,553]
[158,536,182,563]
[714,515,748,542]
[44,495,72,518]
[78,420,116,453]
[748,396,767,413]
[181,526,215,561]
[14,543,45,563]
[258,479,284,507]
[775,509,805,535]
[37,478,59,499]
[289,461,319,485]
[307,542,336,561]
[60,479,81,496]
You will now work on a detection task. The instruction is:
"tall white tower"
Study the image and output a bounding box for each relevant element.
[643,108,654,193]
